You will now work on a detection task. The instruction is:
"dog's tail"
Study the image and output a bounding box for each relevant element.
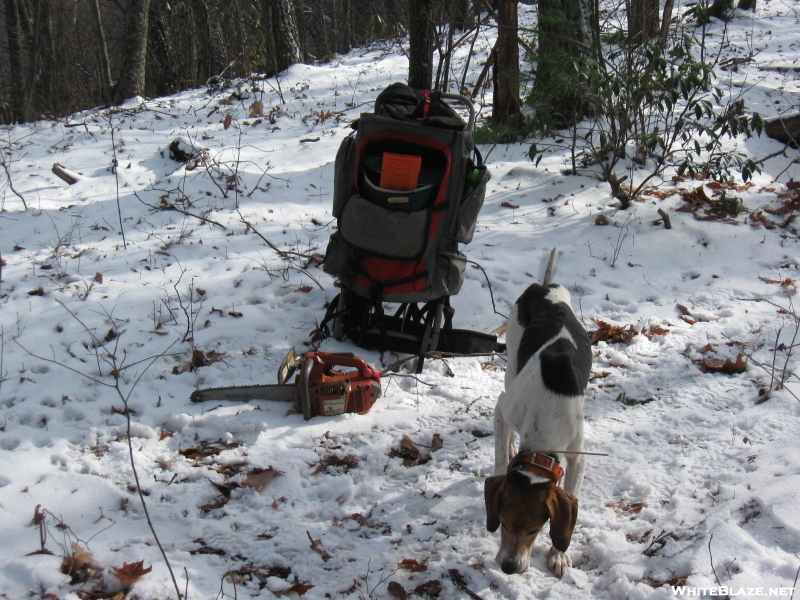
[540,338,588,397]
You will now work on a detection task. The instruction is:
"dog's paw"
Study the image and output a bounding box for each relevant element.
[547,546,572,578]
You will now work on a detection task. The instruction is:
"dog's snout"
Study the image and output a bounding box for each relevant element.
[499,557,527,575]
[500,559,519,574]
[497,550,529,575]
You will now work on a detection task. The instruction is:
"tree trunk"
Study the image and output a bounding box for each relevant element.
[4,0,26,122]
[408,0,434,89]
[707,0,733,21]
[451,0,473,29]
[114,0,152,104]
[262,0,302,76]
[91,0,113,103]
[492,0,522,129]
[533,0,597,129]
[627,0,659,43]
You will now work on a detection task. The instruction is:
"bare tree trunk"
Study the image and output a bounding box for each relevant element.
[4,0,26,121]
[533,0,597,128]
[707,0,733,21]
[492,0,522,129]
[660,0,676,41]
[627,0,659,43]
[114,0,151,104]
[262,0,302,76]
[91,0,113,103]
[408,0,434,89]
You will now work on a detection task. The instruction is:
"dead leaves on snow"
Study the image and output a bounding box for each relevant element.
[52,537,151,599]
[694,353,747,375]
[589,319,670,345]
[172,348,227,374]
[389,567,483,599]
[389,434,443,467]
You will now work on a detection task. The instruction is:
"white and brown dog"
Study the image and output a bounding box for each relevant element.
[485,282,592,577]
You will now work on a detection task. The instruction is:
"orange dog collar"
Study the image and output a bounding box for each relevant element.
[511,452,564,485]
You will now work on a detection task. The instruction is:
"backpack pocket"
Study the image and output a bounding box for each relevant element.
[332,134,357,218]
[339,194,429,259]
[322,231,350,277]
[455,165,490,244]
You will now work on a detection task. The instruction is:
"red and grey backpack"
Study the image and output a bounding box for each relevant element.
[322,83,498,371]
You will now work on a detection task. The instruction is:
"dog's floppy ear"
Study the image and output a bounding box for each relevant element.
[545,487,578,552]
[484,475,505,532]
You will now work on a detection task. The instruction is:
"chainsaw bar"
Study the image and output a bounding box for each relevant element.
[190,384,295,403]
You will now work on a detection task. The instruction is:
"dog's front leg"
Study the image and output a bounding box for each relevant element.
[493,397,513,476]
[563,453,586,498]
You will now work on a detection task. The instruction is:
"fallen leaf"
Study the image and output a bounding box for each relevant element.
[275,582,314,596]
[414,579,443,597]
[112,560,152,588]
[249,100,264,118]
[430,433,443,453]
[589,319,637,344]
[312,454,358,475]
[296,285,313,293]
[398,558,427,572]
[694,353,747,375]
[500,201,520,209]
[589,371,611,381]
[595,214,610,226]
[606,500,647,515]
[242,467,281,491]
[388,580,409,599]
[308,532,332,561]
[223,113,233,129]
[641,325,670,339]
[389,435,431,467]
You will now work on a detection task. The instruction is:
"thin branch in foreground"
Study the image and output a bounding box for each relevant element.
[133,191,228,229]
[237,212,324,290]
[15,301,185,599]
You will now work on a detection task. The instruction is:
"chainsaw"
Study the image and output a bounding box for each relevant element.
[190,347,381,420]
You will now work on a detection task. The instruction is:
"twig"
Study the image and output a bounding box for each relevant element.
[237,213,324,290]
[446,568,485,600]
[463,257,507,320]
[14,301,184,599]
[2,158,29,209]
[106,113,127,249]
[708,534,730,599]
[530,449,609,456]
[657,208,672,229]
[543,247,557,285]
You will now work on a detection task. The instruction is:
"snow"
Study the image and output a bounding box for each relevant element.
[1,5,799,600]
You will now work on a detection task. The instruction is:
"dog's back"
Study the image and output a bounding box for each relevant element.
[505,283,591,395]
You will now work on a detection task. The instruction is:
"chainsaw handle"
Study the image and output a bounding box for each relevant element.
[307,351,381,383]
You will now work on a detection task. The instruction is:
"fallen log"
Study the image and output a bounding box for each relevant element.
[764,112,800,148]
[51,163,82,185]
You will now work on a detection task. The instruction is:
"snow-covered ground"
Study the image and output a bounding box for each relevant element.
[1,5,799,599]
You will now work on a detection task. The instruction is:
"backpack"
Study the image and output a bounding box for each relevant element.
[321,83,498,371]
